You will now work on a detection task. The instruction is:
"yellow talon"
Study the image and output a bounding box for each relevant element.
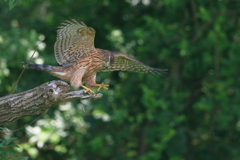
[95,82,109,92]
[81,85,95,94]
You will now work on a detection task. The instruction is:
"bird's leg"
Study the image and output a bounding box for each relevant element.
[95,82,109,92]
[81,85,95,94]
[85,75,109,92]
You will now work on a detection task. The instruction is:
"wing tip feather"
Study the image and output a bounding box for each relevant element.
[151,68,168,77]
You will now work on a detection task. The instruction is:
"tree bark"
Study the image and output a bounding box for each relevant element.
[0,80,102,124]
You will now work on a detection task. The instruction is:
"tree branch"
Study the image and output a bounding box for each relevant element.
[0,80,102,124]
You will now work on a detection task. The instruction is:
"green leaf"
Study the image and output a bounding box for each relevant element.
[5,149,18,155]
[8,144,20,148]
[0,139,7,147]
[0,127,8,132]
[5,137,17,145]
[7,0,17,10]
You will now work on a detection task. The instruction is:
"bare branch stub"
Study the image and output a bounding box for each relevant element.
[0,80,102,124]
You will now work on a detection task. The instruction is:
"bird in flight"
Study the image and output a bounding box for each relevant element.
[25,19,167,94]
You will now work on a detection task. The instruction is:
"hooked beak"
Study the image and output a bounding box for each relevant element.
[105,62,109,68]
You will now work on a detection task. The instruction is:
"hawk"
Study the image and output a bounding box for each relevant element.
[25,19,167,94]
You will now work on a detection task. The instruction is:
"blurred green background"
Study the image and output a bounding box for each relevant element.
[0,0,240,159]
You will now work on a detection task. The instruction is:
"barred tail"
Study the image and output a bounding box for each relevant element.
[23,62,62,73]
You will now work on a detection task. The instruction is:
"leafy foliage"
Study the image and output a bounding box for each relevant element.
[0,135,28,160]
[0,0,240,160]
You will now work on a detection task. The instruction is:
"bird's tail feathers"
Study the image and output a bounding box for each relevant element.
[23,62,62,73]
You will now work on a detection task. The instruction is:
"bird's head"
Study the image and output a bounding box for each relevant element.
[104,52,115,69]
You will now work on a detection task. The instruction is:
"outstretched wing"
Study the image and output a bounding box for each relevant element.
[54,19,95,67]
[99,52,168,76]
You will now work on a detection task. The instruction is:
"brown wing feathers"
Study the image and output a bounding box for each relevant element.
[100,52,167,76]
[54,19,95,66]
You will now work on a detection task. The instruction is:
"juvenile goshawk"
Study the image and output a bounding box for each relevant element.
[25,19,167,94]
